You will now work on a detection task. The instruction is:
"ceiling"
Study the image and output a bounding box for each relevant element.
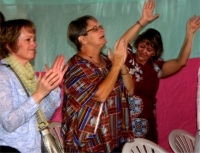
[0,0,142,6]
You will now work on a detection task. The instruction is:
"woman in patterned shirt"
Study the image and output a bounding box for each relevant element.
[61,15,134,152]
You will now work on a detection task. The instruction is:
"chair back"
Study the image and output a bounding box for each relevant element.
[168,129,195,153]
[122,138,168,153]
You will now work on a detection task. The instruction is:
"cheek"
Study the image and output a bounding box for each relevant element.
[149,51,156,56]
[146,53,153,58]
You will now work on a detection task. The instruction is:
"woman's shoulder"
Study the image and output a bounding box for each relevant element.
[68,54,88,65]
[65,54,90,76]
[0,64,19,90]
[153,57,164,66]
[0,64,13,77]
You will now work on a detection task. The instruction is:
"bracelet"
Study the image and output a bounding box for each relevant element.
[136,21,143,27]
[120,71,129,76]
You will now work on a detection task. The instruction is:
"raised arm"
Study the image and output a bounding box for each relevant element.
[161,15,200,78]
[121,0,159,44]
[92,39,131,102]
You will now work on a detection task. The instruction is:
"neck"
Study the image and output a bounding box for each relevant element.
[79,51,102,67]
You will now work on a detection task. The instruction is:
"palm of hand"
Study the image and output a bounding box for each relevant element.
[142,0,159,22]
[188,16,200,33]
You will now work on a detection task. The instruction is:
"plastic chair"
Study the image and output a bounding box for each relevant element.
[48,122,64,148]
[168,129,195,153]
[122,138,168,153]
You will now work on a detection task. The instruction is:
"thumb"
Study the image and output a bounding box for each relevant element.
[153,14,159,20]
[44,64,50,72]
[107,48,112,60]
[37,71,42,83]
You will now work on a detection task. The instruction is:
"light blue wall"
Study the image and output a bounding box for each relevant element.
[1,0,200,71]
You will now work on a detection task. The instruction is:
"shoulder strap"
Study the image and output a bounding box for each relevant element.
[3,64,29,96]
[2,64,49,130]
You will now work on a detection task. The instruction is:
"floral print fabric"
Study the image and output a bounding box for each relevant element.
[125,45,164,143]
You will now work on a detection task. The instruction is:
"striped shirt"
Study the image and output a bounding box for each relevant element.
[62,54,133,152]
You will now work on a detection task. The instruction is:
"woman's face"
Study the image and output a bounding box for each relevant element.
[11,27,37,66]
[135,40,156,65]
[84,19,107,48]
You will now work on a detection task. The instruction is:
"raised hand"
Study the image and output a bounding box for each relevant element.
[36,70,60,98]
[142,0,159,23]
[32,69,60,104]
[108,39,127,67]
[45,55,68,86]
[187,15,200,34]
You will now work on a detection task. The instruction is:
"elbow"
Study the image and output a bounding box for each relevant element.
[125,81,135,96]
[178,59,188,68]
[178,63,187,70]
[181,63,187,68]
[93,92,108,103]
[128,88,134,96]
[97,96,107,103]
[93,88,110,103]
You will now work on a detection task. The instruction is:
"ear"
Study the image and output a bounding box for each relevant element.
[78,35,86,45]
[152,51,157,58]
[5,43,12,53]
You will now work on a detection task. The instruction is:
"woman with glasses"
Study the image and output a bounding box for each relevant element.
[61,15,134,153]
[61,0,157,152]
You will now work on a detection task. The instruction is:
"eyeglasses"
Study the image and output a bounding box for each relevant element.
[85,25,104,34]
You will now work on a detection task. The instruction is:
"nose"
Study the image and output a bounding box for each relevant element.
[99,25,104,32]
[142,48,148,54]
[32,41,37,47]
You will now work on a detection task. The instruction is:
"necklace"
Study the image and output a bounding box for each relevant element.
[81,52,102,67]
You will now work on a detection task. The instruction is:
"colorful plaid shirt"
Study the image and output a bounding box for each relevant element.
[62,54,133,153]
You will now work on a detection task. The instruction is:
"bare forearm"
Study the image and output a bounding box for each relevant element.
[92,66,121,103]
[161,33,194,78]
[161,15,200,78]
[121,18,149,44]
[178,32,194,65]
[120,65,134,95]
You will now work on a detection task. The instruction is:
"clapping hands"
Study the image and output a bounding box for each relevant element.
[35,55,68,99]
[108,39,127,68]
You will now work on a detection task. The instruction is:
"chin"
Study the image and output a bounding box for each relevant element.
[29,55,36,61]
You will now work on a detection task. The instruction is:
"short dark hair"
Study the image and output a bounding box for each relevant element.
[0,12,5,23]
[67,15,97,51]
[134,28,163,61]
[0,19,35,58]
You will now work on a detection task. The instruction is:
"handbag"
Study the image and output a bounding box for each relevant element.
[5,64,64,153]
[36,110,64,153]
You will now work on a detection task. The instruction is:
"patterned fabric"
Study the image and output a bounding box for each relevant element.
[62,54,133,152]
[4,55,36,94]
[125,45,164,143]
[4,55,49,129]
[0,60,61,153]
